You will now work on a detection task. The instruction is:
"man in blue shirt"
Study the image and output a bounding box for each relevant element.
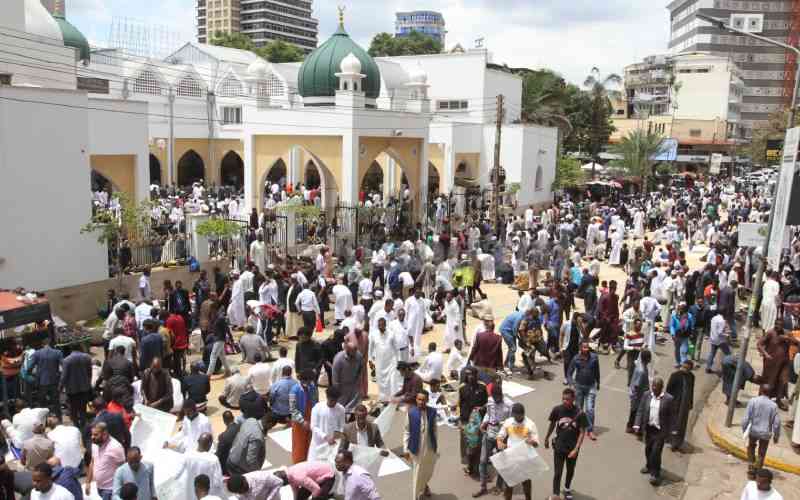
[138,320,163,376]
[269,365,297,426]
[669,302,695,367]
[545,292,562,355]
[112,447,155,500]
[30,341,63,420]
[567,341,600,440]
[498,309,532,374]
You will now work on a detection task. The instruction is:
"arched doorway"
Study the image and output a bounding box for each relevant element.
[149,154,162,185]
[361,161,383,194]
[304,160,321,190]
[91,170,113,193]
[177,150,205,187]
[220,151,244,190]
[428,162,440,195]
[264,158,287,202]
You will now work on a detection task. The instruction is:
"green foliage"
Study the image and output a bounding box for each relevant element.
[81,193,153,244]
[210,31,256,51]
[368,31,442,57]
[609,128,669,192]
[746,109,798,164]
[520,69,576,135]
[505,183,521,194]
[552,157,585,190]
[256,40,305,63]
[211,32,304,63]
[578,68,620,165]
[278,204,322,221]
[196,218,242,239]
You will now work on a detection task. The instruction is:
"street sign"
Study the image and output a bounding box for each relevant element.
[767,127,800,268]
[766,139,783,163]
[653,138,678,162]
[738,223,768,248]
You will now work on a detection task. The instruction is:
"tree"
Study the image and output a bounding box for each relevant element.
[81,193,154,292]
[747,109,799,164]
[210,31,256,51]
[520,69,576,136]
[256,40,304,63]
[552,156,585,190]
[609,128,670,193]
[368,31,442,57]
[582,67,621,177]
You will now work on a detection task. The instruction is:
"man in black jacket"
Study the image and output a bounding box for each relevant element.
[634,377,677,486]
[170,281,192,329]
[215,411,240,476]
[717,280,738,341]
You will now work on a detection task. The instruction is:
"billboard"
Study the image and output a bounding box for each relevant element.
[653,138,678,162]
[766,139,783,164]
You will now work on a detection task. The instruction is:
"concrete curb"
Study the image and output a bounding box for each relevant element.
[706,419,800,476]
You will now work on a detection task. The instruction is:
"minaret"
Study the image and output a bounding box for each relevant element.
[405,63,430,113]
[335,52,366,109]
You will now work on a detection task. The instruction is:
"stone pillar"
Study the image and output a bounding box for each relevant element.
[187,213,210,263]
[442,142,456,195]
[340,133,359,204]
[243,134,256,213]
[383,156,396,199]
[289,146,301,187]
[418,140,429,224]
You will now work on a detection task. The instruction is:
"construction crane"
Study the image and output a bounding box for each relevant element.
[784,0,800,107]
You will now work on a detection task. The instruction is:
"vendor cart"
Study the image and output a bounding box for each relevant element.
[0,292,54,344]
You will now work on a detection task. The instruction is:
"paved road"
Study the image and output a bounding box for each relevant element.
[232,280,718,500]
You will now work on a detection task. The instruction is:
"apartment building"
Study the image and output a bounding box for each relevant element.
[197,0,318,53]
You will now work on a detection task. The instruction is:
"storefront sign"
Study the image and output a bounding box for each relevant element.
[738,223,768,248]
[767,127,800,268]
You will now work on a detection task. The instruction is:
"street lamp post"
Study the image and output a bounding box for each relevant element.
[697,13,800,427]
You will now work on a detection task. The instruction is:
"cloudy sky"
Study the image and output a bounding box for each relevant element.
[68,0,671,85]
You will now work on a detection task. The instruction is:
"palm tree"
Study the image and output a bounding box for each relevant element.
[609,129,669,193]
[583,67,622,178]
[520,70,576,158]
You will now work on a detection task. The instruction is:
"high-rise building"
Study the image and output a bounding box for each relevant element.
[395,11,446,46]
[667,0,795,137]
[197,0,318,54]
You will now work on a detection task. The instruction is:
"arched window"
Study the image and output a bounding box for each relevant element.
[266,73,285,97]
[177,76,203,97]
[343,81,349,91]
[218,75,243,97]
[133,70,161,95]
[535,165,543,191]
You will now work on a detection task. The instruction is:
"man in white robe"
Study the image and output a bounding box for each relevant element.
[309,393,346,460]
[249,235,267,272]
[227,272,247,328]
[369,318,401,402]
[609,227,624,266]
[634,209,645,239]
[389,309,411,362]
[183,433,225,500]
[442,291,462,351]
[332,278,354,325]
[404,289,425,360]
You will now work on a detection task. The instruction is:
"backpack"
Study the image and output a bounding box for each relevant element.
[20,349,36,384]
[388,268,401,289]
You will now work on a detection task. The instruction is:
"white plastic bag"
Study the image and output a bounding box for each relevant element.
[130,404,177,457]
[375,403,398,439]
[490,442,549,487]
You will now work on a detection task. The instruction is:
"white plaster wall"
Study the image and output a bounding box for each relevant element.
[0,29,77,90]
[0,86,108,290]
[484,69,523,123]
[87,98,151,201]
[674,58,733,121]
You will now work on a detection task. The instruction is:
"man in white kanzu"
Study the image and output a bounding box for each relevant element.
[369,317,401,402]
[332,277,354,326]
[249,234,267,273]
[227,271,247,329]
[308,387,346,461]
[443,290,463,352]
[404,289,426,360]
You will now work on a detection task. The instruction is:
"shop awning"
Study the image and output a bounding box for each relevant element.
[0,292,52,333]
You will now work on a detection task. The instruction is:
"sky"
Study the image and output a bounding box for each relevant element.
[67,0,671,85]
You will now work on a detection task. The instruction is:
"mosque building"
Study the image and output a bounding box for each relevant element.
[0,0,557,292]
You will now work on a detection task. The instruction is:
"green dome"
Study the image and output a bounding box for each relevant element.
[52,13,90,63]
[298,24,380,99]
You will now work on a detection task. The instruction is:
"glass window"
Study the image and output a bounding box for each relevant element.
[221,106,242,124]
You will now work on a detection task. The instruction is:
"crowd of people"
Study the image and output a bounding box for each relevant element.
[11,175,800,500]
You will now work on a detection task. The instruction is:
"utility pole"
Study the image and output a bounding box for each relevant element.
[697,12,800,427]
[493,94,504,236]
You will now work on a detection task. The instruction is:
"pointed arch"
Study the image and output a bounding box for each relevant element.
[265,158,287,186]
[177,149,205,187]
[428,161,440,195]
[217,72,244,97]
[304,160,321,190]
[132,69,163,95]
[149,154,162,185]
[220,150,244,190]
[177,75,204,97]
[361,161,383,193]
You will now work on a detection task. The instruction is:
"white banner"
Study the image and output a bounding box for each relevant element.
[489,442,550,487]
[375,403,398,439]
[768,127,800,268]
[130,404,177,457]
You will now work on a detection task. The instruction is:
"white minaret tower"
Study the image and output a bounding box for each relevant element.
[335,52,366,109]
[405,63,430,114]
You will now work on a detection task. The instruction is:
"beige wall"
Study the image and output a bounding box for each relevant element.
[174,138,243,186]
[45,261,229,324]
[253,135,343,209]
[455,152,480,178]
[428,143,445,193]
[611,117,730,144]
[91,154,136,198]
[358,137,424,199]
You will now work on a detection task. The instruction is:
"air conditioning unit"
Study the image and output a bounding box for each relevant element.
[730,13,763,33]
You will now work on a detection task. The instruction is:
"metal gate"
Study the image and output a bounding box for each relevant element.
[261,210,289,262]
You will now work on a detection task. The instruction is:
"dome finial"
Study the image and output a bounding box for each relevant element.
[337,5,346,28]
